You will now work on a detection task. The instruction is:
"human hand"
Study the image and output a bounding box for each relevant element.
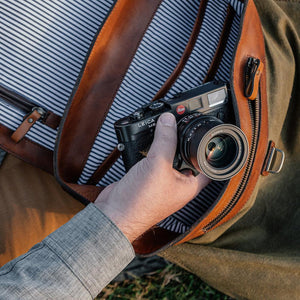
[95,113,210,242]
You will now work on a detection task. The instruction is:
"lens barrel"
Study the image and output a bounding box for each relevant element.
[178,114,248,180]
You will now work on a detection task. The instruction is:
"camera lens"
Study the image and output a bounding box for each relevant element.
[205,135,237,169]
[178,114,248,180]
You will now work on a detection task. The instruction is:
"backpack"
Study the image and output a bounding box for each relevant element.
[0,0,284,255]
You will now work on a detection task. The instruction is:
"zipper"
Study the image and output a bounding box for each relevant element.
[203,57,262,232]
[0,86,48,119]
[244,57,264,100]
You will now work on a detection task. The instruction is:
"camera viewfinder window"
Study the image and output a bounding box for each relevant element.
[208,89,227,107]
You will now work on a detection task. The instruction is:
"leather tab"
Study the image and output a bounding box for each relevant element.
[11,110,42,143]
[261,141,285,176]
[42,111,61,129]
[244,57,264,100]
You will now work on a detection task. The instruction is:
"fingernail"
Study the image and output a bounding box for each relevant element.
[160,113,175,127]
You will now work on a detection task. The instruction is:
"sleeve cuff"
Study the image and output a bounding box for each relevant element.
[44,203,135,297]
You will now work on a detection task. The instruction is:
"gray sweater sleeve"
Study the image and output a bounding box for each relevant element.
[0,203,135,299]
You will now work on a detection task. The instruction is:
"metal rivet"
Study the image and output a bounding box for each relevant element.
[28,118,34,123]
[117,143,125,151]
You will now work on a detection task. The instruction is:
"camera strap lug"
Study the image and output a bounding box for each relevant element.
[261,141,285,176]
[244,57,264,100]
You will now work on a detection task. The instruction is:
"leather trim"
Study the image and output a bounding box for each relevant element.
[42,111,61,129]
[56,0,162,184]
[0,124,53,173]
[132,226,180,255]
[11,110,42,143]
[67,183,103,203]
[87,147,120,185]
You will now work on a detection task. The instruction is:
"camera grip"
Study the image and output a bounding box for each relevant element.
[121,134,153,171]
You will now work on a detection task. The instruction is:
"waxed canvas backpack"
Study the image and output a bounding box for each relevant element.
[0,0,284,255]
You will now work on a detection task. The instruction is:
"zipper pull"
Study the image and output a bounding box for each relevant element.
[11,107,47,143]
[244,57,264,100]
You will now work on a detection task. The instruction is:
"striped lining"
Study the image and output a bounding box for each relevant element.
[165,0,229,98]
[158,181,226,232]
[229,0,244,16]
[215,12,242,82]
[0,0,115,149]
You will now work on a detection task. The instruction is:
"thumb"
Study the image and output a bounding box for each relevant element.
[147,113,177,165]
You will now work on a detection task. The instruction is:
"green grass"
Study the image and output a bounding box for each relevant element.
[97,264,229,300]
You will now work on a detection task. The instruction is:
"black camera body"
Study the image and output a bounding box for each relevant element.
[115,82,248,180]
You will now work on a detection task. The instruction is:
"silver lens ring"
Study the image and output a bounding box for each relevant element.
[197,124,249,180]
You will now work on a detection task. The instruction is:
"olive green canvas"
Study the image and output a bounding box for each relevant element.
[160,1,300,299]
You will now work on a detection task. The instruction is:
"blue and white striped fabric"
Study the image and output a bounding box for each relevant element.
[215,12,242,82]
[0,0,115,149]
[165,0,229,98]
[0,0,245,233]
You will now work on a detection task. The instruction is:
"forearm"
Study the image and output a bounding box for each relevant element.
[0,204,135,299]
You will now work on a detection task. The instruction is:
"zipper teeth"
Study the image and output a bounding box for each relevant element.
[203,96,259,232]
[0,90,32,113]
[0,86,48,119]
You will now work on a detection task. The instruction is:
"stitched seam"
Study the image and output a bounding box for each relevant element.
[45,239,93,298]
[0,244,44,276]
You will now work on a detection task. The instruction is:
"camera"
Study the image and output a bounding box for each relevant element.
[114,82,248,181]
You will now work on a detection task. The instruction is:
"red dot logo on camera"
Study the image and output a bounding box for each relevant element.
[176,105,186,115]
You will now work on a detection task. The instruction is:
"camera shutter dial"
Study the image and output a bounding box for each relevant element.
[149,101,164,111]
[133,110,144,120]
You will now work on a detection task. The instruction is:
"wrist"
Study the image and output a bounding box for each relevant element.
[94,199,144,242]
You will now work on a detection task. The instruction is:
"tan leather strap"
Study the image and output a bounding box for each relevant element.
[56,0,163,184]
[87,147,120,185]
[203,5,235,83]
[42,111,61,129]
[11,110,43,143]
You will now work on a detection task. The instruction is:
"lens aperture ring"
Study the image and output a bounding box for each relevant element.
[178,114,248,181]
